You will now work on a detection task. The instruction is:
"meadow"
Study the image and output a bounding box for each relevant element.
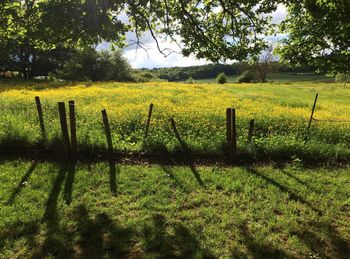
[1,81,350,162]
[1,81,350,258]
[192,73,328,84]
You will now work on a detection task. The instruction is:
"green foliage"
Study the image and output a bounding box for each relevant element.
[279,0,350,76]
[151,63,321,83]
[0,0,127,78]
[216,73,227,84]
[155,64,244,82]
[238,70,256,83]
[187,77,195,84]
[335,73,350,83]
[1,0,348,79]
[54,48,132,82]
[127,1,281,62]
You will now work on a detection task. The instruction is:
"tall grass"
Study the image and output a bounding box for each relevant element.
[0,81,349,162]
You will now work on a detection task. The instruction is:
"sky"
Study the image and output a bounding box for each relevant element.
[102,5,288,69]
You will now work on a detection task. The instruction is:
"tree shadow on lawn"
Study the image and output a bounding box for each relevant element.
[231,222,291,259]
[1,204,212,258]
[290,221,350,259]
[2,161,349,258]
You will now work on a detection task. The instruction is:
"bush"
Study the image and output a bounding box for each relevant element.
[237,70,255,83]
[335,73,350,83]
[216,73,227,84]
[54,48,133,82]
[187,77,195,84]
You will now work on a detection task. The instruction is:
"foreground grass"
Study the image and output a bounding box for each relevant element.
[1,81,350,162]
[0,160,349,258]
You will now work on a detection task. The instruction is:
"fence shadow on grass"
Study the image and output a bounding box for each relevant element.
[6,160,38,205]
[170,120,205,188]
[109,159,118,195]
[43,161,77,223]
[244,166,323,215]
[160,165,192,193]
[279,168,325,195]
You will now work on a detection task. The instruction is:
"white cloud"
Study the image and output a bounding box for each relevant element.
[103,4,288,69]
[123,37,209,69]
[272,4,287,24]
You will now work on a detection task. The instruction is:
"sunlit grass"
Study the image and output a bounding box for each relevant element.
[0,81,350,161]
[0,160,349,258]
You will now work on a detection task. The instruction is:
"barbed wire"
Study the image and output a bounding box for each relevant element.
[313,118,350,123]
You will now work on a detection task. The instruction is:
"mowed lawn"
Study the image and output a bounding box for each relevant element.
[1,81,350,162]
[0,160,349,258]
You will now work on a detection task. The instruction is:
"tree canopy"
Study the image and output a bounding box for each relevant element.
[0,0,349,78]
[278,0,350,75]
[0,0,127,78]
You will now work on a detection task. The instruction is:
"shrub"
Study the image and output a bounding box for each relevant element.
[187,77,195,84]
[54,48,133,82]
[216,73,227,84]
[237,70,255,83]
[335,73,350,83]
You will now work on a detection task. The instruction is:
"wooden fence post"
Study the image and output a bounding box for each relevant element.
[58,102,70,153]
[144,103,154,138]
[35,96,46,141]
[232,108,237,156]
[305,93,318,142]
[69,100,77,154]
[226,108,237,159]
[102,109,113,153]
[248,119,255,143]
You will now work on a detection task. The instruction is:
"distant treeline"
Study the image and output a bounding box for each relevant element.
[137,63,319,82]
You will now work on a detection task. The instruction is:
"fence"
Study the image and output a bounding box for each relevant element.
[17,92,345,160]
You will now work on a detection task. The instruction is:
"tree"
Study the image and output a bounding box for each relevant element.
[255,44,277,83]
[4,0,348,80]
[278,0,350,76]
[216,73,227,84]
[126,0,282,62]
[54,48,132,82]
[0,0,127,78]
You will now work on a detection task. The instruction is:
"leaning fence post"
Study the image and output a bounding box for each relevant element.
[58,102,70,154]
[226,108,237,159]
[69,100,77,154]
[35,96,47,141]
[248,119,255,143]
[305,93,318,142]
[102,109,113,154]
[144,103,154,138]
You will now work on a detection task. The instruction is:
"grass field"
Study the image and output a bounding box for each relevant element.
[0,160,349,258]
[1,81,350,162]
[192,73,329,84]
[1,80,350,258]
